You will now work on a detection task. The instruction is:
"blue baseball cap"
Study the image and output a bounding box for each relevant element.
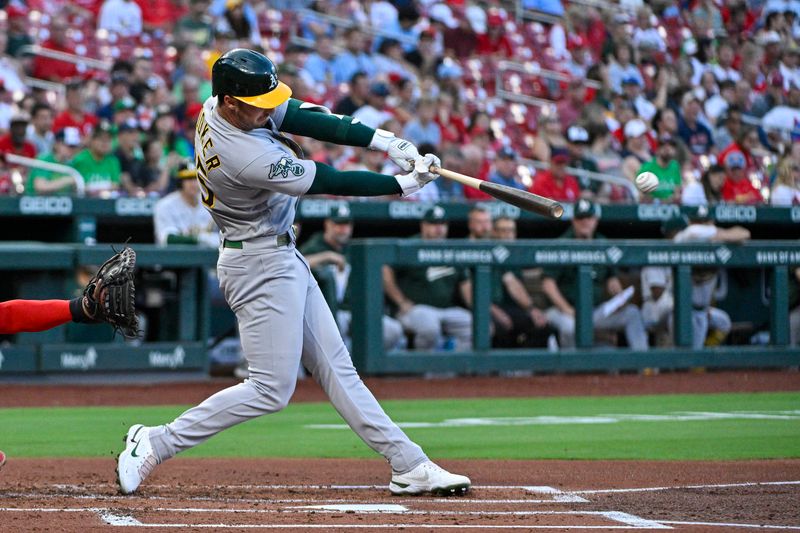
[724,150,746,169]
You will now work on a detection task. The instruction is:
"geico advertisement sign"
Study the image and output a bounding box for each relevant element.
[714,204,757,223]
[636,204,681,220]
[115,198,156,216]
[19,196,73,215]
[299,199,348,218]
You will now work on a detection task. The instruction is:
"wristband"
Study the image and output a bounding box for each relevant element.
[368,129,395,152]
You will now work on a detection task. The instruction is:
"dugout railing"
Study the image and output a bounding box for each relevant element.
[349,239,800,375]
[1,240,798,376]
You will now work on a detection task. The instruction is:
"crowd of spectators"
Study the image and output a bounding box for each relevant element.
[0,0,797,352]
[0,0,799,206]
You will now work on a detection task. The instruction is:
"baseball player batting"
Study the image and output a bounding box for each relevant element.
[117,48,470,497]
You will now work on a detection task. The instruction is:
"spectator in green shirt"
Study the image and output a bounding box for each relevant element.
[69,122,122,197]
[26,127,82,195]
[637,133,683,202]
[175,0,215,47]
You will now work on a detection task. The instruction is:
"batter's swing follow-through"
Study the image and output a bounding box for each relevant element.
[116,48,471,497]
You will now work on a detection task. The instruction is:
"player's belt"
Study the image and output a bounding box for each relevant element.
[223,232,292,249]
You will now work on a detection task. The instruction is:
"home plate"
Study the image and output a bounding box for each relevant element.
[291,504,408,513]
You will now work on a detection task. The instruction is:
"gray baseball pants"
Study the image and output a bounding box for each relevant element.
[149,239,427,474]
[687,307,731,349]
[336,310,405,351]
[398,304,472,350]
[546,304,649,350]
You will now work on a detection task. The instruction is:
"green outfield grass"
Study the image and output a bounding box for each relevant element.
[1,392,798,460]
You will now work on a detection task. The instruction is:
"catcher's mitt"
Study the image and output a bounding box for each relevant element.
[83,247,139,338]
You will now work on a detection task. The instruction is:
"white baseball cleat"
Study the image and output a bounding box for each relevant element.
[389,461,471,496]
[117,424,160,494]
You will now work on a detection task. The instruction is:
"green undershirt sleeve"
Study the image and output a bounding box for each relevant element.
[166,234,198,245]
[280,98,375,147]
[307,162,401,196]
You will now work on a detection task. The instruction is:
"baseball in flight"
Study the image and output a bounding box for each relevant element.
[635,171,659,193]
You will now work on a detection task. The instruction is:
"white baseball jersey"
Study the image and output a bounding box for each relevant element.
[194,96,317,241]
[673,224,718,243]
[153,190,219,247]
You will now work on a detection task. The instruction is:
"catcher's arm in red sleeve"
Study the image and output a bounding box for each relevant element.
[0,247,139,337]
[0,298,94,334]
[0,299,72,333]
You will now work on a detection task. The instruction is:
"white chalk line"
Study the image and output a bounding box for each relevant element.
[526,485,591,503]
[49,480,800,493]
[571,480,800,495]
[95,509,669,529]
[5,484,586,505]
[0,491,571,505]
[0,507,671,529]
[98,509,142,526]
[307,410,800,430]
[8,480,799,506]
[659,520,800,530]
[96,525,664,529]
[5,481,798,530]
[0,507,658,517]
[53,483,567,490]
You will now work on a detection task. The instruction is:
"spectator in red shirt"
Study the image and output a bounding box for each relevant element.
[718,127,761,173]
[557,79,587,132]
[530,148,581,202]
[0,111,37,193]
[31,16,79,81]
[721,150,763,204]
[462,142,492,200]
[435,92,466,146]
[441,8,478,59]
[476,11,513,58]
[52,80,99,140]
[0,111,37,159]
[135,0,185,32]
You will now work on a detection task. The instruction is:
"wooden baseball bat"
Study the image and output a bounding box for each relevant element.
[430,166,564,219]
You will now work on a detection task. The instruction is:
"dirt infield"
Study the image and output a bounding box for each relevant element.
[1,369,798,407]
[0,458,798,530]
[1,370,799,530]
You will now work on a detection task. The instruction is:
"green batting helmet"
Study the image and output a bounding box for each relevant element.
[212,48,292,109]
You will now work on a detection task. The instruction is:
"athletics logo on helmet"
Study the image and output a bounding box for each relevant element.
[212,48,292,109]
